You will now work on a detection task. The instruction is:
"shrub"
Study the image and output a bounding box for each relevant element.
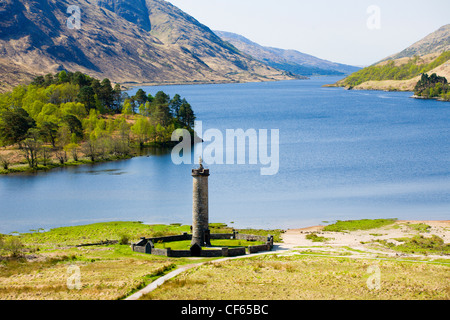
[119,234,130,245]
[1,237,24,257]
[306,233,331,242]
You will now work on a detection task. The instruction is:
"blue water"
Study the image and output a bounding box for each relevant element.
[1,77,449,233]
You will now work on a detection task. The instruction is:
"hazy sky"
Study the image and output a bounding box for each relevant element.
[167,0,450,66]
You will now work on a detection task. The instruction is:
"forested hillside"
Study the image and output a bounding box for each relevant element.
[0,71,195,172]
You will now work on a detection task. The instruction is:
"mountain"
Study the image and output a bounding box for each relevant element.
[381,24,450,61]
[214,30,361,77]
[0,0,295,93]
[328,24,450,91]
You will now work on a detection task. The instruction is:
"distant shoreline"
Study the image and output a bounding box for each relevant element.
[120,76,319,91]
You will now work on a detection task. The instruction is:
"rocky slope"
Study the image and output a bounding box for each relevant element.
[328,24,450,91]
[0,0,294,93]
[215,30,360,76]
[381,24,450,61]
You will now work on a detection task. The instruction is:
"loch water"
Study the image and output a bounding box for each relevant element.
[1,77,449,234]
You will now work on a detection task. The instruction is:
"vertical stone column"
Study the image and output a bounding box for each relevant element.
[191,159,210,247]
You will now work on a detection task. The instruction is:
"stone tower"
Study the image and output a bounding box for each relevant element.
[191,157,211,248]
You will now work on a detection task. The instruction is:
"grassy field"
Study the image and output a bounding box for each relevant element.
[0,245,177,300]
[141,254,450,300]
[14,221,191,248]
[1,220,448,300]
[0,221,280,300]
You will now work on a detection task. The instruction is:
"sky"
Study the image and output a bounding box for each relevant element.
[167,0,450,67]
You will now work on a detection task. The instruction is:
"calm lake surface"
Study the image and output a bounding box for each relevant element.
[1,77,449,234]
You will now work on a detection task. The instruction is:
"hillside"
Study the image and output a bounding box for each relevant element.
[215,30,360,76]
[382,24,450,61]
[0,0,294,93]
[328,24,450,92]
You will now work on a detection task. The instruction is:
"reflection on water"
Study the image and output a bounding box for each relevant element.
[79,169,127,176]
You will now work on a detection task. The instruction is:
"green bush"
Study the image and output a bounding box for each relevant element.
[390,235,450,255]
[119,234,130,245]
[1,237,24,257]
[306,233,331,242]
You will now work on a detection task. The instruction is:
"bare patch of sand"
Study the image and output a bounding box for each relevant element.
[280,220,450,260]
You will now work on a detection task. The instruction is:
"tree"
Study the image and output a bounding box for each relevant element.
[61,114,83,139]
[83,131,98,162]
[122,99,133,116]
[0,107,36,147]
[0,153,12,170]
[178,99,195,127]
[41,145,52,166]
[152,92,172,126]
[153,104,171,127]
[72,71,90,87]
[39,121,59,148]
[31,75,45,87]
[112,83,123,113]
[133,89,148,107]
[170,94,182,118]
[99,78,114,111]
[64,142,81,161]
[154,91,170,105]
[131,116,151,148]
[43,73,55,86]
[58,70,69,84]
[116,116,131,142]
[91,79,101,95]
[22,128,42,168]
[77,86,95,111]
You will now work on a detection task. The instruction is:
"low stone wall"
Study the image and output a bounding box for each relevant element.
[248,244,271,254]
[168,250,192,258]
[200,249,224,257]
[151,248,170,256]
[235,233,267,242]
[76,240,119,247]
[132,232,273,257]
[226,247,246,257]
[148,233,191,244]
[210,233,234,240]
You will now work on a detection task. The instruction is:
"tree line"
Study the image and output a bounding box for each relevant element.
[0,71,196,170]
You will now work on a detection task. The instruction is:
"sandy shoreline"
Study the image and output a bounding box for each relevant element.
[279,220,450,260]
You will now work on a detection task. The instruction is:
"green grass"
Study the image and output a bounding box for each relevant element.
[16,221,192,249]
[323,219,397,232]
[9,221,282,252]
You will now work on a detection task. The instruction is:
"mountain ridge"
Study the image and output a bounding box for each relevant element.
[0,0,295,93]
[327,24,450,92]
[381,24,450,62]
[214,30,361,76]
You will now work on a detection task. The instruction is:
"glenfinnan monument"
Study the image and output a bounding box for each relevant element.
[191,157,211,249]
